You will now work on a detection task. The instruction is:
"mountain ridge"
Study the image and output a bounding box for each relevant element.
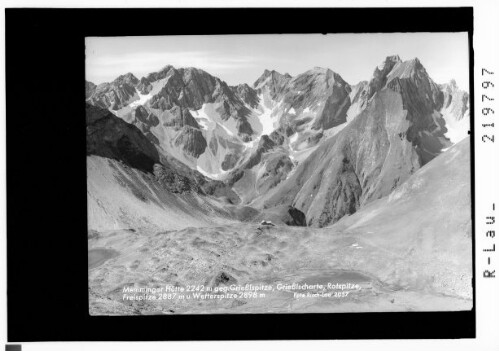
[86,56,470,227]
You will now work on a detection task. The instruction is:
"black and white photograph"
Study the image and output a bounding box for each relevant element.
[85,33,473,315]
[7,4,499,350]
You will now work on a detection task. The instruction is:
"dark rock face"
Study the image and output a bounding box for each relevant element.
[384,58,448,164]
[142,66,254,138]
[174,126,207,158]
[221,153,240,171]
[86,104,159,173]
[88,73,139,110]
[163,106,200,130]
[87,106,239,202]
[314,158,362,227]
[86,81,96,99]
[286,206,307,226]
[232,83,260,108]
[130,105,160,145]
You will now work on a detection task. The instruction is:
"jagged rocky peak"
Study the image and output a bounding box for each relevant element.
[231,83,260,108]
[377,55,402,70]
[364,55,402,100]
[138,65,254,138]
[360,56,444,113]
[253,69,292,91]
[369,56,449,163]
[136,65,176,93]
[113,72,139,86]
[281,67,351,130]
[88,72,140,110]
[86,80,96,99]
[386,57,428,82]
[86,103,160,173]
[294,66,349,89]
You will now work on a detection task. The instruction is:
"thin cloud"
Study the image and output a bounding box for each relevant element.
[86,50,261,84]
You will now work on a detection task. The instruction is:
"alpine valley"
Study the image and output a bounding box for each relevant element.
[87,55,472,315]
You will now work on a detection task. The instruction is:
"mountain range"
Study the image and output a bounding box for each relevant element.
[86,55,469,229]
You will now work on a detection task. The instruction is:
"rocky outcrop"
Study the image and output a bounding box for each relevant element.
[162,106,200,130]
[86,81,96,99]
[364,55,402,102]
[232,83,260,108]
[86,104,159,173]
[174,126,207,158]
[129,105,160,145]
[285,206,307,226]
[256,154,294,194]
[221,153,240,171]
[88,73,139,110]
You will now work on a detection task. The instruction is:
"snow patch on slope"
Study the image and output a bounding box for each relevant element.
[196,165,229,180]
[441,110,470,144]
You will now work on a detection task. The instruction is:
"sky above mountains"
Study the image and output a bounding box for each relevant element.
[86,33,469,91]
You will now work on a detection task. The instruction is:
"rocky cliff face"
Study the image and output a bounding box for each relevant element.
[282,67,352,131]
[86,103,160,173]
[174,126,207,158]
[88,73,140,110]
[259,56,454,227]
[254,67,352,132]
[254,69,292,100]
[232,83,260,108]
[137,66,254,139]
[86,81,96,99]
